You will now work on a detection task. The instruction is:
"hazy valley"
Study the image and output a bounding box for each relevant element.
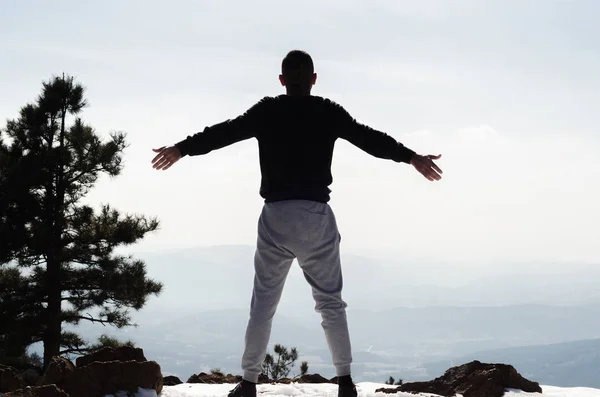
[61,245,600,387]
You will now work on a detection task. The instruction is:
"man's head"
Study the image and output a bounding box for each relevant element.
[279,50,317,96]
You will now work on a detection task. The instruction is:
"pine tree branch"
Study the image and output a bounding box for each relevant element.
[61,296,89,302]
[67,165,106,185]
[59,347,92,355]
[63,313,110,326]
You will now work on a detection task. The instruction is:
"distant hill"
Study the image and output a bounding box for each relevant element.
[131,245,600,317]
[422,338,600,388]
[65,245,600,382]
[72,303,600,382]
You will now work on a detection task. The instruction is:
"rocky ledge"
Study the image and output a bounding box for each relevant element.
[1,352,544,397]
[375,360,542,397]
[1,346,163,397]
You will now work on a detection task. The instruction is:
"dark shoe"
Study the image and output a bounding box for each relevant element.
[228,380,257,397]
[338,375,358,397]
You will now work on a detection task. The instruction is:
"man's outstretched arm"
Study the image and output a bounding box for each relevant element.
[334,104,443,181]
[151,98,269,170]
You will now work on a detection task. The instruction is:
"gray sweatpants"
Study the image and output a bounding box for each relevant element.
[241,200,352,382]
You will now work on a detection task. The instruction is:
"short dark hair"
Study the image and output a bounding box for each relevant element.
[281,50,314,87]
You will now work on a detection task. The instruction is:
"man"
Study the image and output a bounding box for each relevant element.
[152,50,442,397]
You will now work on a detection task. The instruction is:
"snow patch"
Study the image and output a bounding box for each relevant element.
[157,382,600,397]
[104,387,158,397]
[160,383,444,397]
[3,383,599,397]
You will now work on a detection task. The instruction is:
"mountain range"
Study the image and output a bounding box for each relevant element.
[64,245,600,386]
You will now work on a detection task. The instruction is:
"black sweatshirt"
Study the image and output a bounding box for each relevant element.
[175,95,416,203]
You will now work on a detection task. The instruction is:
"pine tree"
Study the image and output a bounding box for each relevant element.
[0,74,163,367]
[299,360,309,376]
[261,344,301,380]
[384,376,403,385]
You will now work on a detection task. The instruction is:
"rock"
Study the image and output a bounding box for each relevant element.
[375,361,542,397]
[373,387,398,394]
[4,384,70,397]
[61,360,163,397]
[38,357,75,387]
[186,372,205,383]
[75,346,146,368]
[0,364,24,393]
[278,374,333,384]
[186,372,242,384]
[21,369,42,387]
[299,374,332,383]
[163,375,183,386]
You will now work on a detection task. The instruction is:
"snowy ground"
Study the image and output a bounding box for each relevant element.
[2,383,599,397]
[99,382,600,397]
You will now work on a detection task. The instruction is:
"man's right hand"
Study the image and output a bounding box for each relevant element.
[151,146,182,171]
[410,154,443,181]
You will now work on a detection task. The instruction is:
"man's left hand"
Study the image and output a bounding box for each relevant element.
[410,154,443,181]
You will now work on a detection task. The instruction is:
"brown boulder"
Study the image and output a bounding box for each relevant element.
[375,361,542,397]
[21,369,42,387]
[187,372,242,384]
[61,360,162,397]
[75,346,146,368]
[185,372,272,384]
[299,374,333,383]
[278,374,333,384]
[0,364,24,393]
[39,357,75,387]
[4,385,70,397]
[163,375,183,386]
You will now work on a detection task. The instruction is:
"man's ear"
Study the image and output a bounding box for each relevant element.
[312,73,317,85]
[279,74,286,86]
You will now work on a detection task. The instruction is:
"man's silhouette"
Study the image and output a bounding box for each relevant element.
[152,50,442,397]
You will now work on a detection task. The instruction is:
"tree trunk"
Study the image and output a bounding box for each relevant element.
[43,103,67,368]
[43,256,62,368]
[42,175,62,367]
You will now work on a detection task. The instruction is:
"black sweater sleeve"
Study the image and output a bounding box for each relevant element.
[175,97,269,157]
[333,102,415,164]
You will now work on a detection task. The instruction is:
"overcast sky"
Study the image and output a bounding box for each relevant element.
[1,0,599,266]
